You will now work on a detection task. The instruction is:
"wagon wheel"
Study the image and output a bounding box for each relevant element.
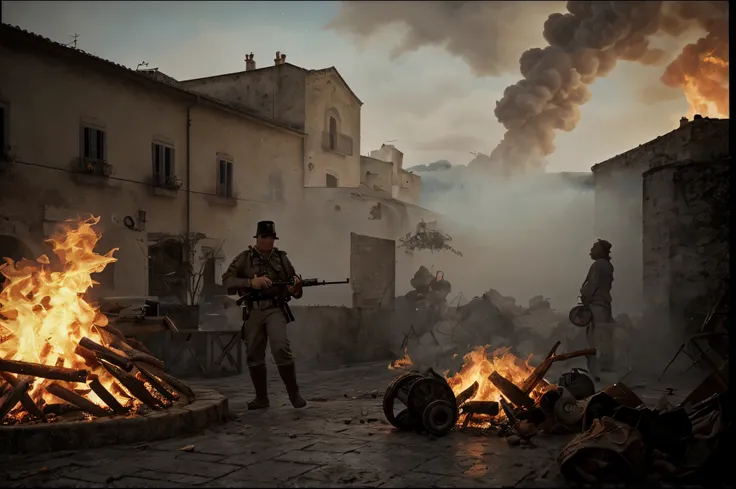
[406,377,458,422]
[422,400,457,436]
[383,372,422,431]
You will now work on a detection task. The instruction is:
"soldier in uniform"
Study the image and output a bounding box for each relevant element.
[580,239,615,382]
[221,221,306,410]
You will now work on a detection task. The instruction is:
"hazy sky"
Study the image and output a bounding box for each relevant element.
[4,1,699,171]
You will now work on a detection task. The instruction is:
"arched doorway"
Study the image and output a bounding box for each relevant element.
[0,235,35,264]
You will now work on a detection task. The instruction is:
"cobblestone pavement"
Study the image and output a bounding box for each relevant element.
[0,361,698,488]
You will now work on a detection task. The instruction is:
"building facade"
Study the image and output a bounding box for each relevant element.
[0,25,305,302]
[0,25,438,312]
[591,116,729,316]
[177,52,362,190]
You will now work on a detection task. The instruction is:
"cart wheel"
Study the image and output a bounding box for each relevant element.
[422,399,456,436]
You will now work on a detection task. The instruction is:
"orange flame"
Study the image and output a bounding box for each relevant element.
[662,34,729,118]
[0,216,127,413]
[388,347,413,370]
[445,345,543,404]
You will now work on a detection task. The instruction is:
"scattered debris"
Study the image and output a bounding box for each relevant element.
[398,221,463,256]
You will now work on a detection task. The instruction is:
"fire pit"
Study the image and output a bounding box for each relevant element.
[0,217,229,453]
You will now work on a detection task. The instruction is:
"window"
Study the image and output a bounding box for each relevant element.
[326,173,338,188]
[217,158,234,198]
[152,142,175,188]
[81,126,106,161]
[328,117,337,150]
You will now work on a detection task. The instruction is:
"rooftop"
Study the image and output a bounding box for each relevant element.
[0,23,306,136]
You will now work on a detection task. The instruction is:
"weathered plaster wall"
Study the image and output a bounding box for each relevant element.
[396,169,421,205]
[0,42,189,297]
[177,64,307,131]
[360,156,394,193]
[304,70,361,189]
[0,41,305,303]
[591,117,729,315]
[643,160,730,337]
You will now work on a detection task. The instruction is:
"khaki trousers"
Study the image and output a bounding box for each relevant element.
[243,307,294,367]
[586,304,615,377]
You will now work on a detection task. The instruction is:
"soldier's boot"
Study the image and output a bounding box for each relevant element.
[247,365,270,410]
[277,363,307,409]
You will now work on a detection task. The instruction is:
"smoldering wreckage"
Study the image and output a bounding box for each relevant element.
[384,234,730,485]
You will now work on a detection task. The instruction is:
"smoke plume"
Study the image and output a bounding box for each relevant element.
[329,1,729,175]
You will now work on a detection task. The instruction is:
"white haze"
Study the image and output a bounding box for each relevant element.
[407,162,601,313]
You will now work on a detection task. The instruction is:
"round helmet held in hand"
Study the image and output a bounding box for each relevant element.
[569,305,593,327]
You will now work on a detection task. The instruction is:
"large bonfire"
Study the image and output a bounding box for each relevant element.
[389,345,545,424]
[0,216,177,422]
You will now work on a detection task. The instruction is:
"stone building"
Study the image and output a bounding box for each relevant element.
[0,25,441,314]
[590,116,729,316]
[642,160,730,337]
[364,144,421,205]
[177,52,362,189]
[0,24,307,303]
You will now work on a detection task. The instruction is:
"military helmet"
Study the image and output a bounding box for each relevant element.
[254,221,278,239]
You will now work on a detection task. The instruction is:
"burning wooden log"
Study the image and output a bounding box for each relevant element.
[112,340,165,370]
[488,371,535,409]
[455,381,479,407]
[0,378,31,421]
[134,363,176,403]
[42,403,82,416]
[100,360,161,410]
[78,337,133,372]
[94,324,127,344]
[460,400,500,416]
[141,364,195,399]
[519,347,597,395]
[0,358,88,383]
[74,344,102,369]
[125,337,155,357]
[45,382,109,418]
[87,374,128,415]
[0,372,47,422]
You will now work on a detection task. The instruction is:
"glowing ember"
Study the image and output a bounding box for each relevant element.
[388,347,413,370]
[0,216,142,418]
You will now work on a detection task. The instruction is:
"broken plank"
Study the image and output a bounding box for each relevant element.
[134,363,176,403]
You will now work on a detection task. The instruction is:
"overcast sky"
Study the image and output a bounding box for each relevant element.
[4,1,699,172]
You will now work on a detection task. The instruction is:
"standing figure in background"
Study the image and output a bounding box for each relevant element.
[580,239,615,382]
[222,221,306,410]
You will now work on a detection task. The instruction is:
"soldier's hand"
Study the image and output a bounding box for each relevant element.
[251,276,273,290]
[288,276,302,297]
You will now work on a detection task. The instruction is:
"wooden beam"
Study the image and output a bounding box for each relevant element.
[0,372,47,422]
[0,358,87,383]
[45,382,109,417]
[0,378,31,421]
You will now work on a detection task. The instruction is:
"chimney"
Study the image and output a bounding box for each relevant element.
[245,53,256,71]
[693,114,703,120]
[274,51,286,66]
[679,116,688,128]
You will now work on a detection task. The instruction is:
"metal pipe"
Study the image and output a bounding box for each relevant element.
[185,96,199,243]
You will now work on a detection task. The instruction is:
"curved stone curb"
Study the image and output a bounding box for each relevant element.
[0,388,229,454]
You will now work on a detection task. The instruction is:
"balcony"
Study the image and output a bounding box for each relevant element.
[71,157,118,187]
[152,175,182,198]
[321,131,354,156]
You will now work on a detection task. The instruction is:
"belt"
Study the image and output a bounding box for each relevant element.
[249,299,278,310]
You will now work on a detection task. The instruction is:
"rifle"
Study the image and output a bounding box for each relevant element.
[235,278,350,307]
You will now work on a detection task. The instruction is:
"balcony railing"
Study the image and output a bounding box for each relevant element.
[322,131,354,156]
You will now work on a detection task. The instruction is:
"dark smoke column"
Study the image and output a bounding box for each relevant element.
[484,1,667,176]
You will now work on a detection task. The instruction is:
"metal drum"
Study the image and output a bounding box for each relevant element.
[383,370,459,436]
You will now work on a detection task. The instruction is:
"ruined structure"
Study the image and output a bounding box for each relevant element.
[591,116,729,316]
[642,160,730,337]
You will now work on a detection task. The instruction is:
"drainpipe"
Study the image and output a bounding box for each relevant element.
[186,95,199,242]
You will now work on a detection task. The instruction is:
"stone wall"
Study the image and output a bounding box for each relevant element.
[642,160,730,337]
[592,117,729,315]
